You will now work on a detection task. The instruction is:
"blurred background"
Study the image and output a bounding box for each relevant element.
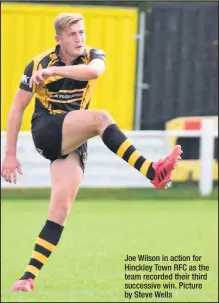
[1,0,218,197]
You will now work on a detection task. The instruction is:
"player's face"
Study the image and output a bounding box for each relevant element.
[56,20,86,58]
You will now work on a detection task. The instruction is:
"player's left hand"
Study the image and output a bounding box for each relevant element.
[29,68,53,88]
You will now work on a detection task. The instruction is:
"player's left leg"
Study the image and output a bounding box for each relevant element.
[11,152,83,291]
[61,110,182,189]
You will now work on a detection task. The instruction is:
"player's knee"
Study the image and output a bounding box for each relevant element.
[49,199,71,225]
[95,110,114,133]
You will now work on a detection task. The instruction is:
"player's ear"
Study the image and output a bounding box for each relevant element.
[55,33,63,44]
[55,35,60,43]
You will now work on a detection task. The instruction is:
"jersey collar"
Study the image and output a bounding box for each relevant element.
[55,45,86,65]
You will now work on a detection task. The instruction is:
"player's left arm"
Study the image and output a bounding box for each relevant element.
[87,58,105,78]
[51,56,105,80]
[29,49,105,87]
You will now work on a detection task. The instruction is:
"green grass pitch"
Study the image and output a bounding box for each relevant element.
[1,199,218,302]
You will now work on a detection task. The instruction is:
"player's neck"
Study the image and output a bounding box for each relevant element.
[59,48,77,65]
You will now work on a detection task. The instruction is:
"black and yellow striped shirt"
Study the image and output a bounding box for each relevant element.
[19,45,105,115]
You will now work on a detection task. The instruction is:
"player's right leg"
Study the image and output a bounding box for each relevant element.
[61,110,182,189]
[11,152,83,291]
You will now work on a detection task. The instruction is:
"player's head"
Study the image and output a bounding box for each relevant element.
[54,13,85,58]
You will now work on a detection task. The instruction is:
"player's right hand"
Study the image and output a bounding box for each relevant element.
[1,154,23,184]
[29,68,53,88]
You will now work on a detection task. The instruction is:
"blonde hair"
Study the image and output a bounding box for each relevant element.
[54,13,83,34]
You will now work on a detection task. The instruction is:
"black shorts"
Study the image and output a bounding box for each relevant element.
[31,113,87,170]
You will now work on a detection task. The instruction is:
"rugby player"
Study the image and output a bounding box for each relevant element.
[1,13,182,292]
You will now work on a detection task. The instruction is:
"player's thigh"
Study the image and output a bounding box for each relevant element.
[49,152,83,214]
[62,109,113,155]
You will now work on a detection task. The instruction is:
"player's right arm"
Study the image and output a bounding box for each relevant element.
[1,61,34,184]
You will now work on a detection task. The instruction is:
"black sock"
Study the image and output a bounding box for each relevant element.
[102,124,155,180]
[20,220,64,280]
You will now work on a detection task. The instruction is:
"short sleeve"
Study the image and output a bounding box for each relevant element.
[90,49,105,62]
[19,60,34,92]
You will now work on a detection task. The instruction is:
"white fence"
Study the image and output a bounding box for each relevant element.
[1,120,218,196]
